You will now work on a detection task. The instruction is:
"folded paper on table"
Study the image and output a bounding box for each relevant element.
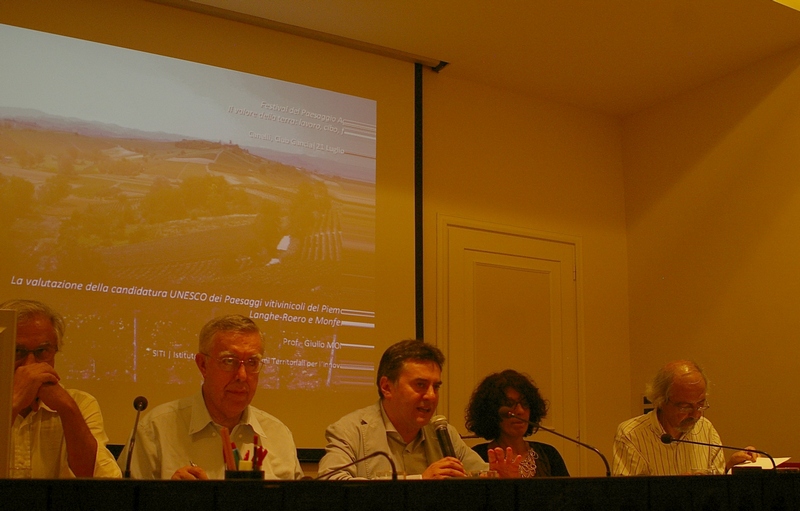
[734,457,790,470]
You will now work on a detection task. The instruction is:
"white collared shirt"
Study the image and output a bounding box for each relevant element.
[12,387,121,478]
[123,390,303,480]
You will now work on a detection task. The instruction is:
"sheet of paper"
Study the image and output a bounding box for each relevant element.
[734,457,790,469]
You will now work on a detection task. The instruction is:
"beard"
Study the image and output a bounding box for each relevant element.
[676,416,698,434]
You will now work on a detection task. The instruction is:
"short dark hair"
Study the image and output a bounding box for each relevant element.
[376,339,445,399]
[465,369,548,440]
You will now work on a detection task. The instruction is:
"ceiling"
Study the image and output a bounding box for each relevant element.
[180,0,800,117]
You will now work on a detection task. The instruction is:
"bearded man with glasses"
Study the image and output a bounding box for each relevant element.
[123,314,303,480]
[612,360,758,475]
[3,299,121,478]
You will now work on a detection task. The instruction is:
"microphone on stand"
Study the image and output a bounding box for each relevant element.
[315,451,398,480]
[431,415,457,458]
[123,396,148,479]
[659,434,775,470]
[499,406,611,477]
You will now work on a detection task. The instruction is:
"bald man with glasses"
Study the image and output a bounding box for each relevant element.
[4,299,121,478]
[123,314,303,480]
[612,360,758,475]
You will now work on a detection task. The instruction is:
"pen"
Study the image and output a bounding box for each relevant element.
[231,442,241,469]
[220,427,236,471]
[252,435,268,471]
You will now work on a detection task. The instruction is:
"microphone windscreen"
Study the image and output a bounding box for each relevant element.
[431,416,456,458]
[133,396,148,411]
[431,415,448,430]
[660,434,673,444]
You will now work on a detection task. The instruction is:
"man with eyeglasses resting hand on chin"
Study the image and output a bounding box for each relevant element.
[122,314,303,480]
[4,299,121,478]
[612,360,758,475]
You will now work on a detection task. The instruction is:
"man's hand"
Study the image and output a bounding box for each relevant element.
[422,457,467,479]
[172,465,210,480]
[36,382,74,414]
[12,362,60,417]
[488,447,522,478]
[30,380,99,478]
[726,446,759,472]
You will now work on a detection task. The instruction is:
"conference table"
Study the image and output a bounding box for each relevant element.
[3,472,798,511]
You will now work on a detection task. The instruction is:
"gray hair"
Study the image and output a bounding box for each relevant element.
[645,360,708,410]
[198,314,263,354]
[0,299,65,349]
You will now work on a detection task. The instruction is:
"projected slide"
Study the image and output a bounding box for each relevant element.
[0,24,378,391]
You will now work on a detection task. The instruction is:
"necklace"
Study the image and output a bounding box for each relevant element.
[519,447,538,478]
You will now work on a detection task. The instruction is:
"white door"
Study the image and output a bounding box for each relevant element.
[436,216,583,474]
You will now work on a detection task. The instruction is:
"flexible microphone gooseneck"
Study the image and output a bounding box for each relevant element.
[431,415,457,458]
[123,396,148,479]
[659,433,776,469]
[499,407,611,477]
[315,451,398,480]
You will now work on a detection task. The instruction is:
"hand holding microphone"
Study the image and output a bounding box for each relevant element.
[427,415,469,478]
[431,415,457,457]
[431,414,520,478]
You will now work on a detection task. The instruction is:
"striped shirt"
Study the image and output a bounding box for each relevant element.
[612,410,725,475]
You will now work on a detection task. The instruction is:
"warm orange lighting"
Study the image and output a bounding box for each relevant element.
[774,0,800,11]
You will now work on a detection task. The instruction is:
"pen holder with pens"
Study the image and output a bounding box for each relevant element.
[220,427,267,479]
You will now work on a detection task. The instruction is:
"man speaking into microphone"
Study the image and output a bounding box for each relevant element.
[612,360,758,475]
[318,339,520,479]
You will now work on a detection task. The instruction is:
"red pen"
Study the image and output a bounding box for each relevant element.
[220,427,236,471]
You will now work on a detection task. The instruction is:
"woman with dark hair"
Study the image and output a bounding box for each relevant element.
[465,370,569,477]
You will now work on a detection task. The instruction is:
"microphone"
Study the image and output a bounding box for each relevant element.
[499,406,611,477]
[133,396,148,412]
[315,451,397,480]
[431,415,457,458]
[659,434,776,469]
[123,396,148,478]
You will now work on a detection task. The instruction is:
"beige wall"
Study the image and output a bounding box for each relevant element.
[5,0,637,473]
[7,0,798,470]
[422,73,631,474]
[624,44,800,459]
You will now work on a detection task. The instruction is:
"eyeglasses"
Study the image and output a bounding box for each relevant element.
[669,400,710,414]
[201,353,263,373]
[501,398,531,411]
[15,344,58,362]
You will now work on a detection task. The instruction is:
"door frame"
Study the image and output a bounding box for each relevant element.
[435,214,590,474]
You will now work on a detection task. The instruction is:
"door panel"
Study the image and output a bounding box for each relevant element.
[437,217,581,473]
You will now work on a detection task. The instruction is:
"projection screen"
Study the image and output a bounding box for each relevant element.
[0,0,416,450]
